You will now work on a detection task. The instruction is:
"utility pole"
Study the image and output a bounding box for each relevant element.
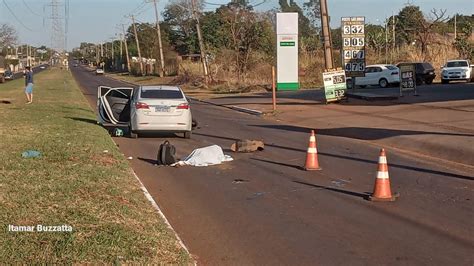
[119,34,123,58]
[96,44,99,65]
[319,0,334,70]
[191,0,209,82]
[150,0,165,77]
[122,24,132,73]
[111,39,114,69]
[131,15,144,75]
[392,13,395,63]
[454,14,457,41]
[385,21,388,64]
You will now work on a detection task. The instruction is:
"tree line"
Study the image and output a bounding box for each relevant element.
[74,1,473,81]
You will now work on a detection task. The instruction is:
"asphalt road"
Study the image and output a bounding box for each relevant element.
[4,64,50,80]
[71,65,473,265]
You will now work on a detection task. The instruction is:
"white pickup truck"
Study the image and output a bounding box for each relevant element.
[441,60,473,84]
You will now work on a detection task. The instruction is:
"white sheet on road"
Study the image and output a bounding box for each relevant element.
[173,145,233,167]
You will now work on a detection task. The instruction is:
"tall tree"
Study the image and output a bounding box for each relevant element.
[0,23,18,48]
[215,2,274,81]
[416,9,449,55]
[453,22,474,59]
[279,0,317,37]
[163,0,203,55]
[393,5,424,46]
[303,0,321,29]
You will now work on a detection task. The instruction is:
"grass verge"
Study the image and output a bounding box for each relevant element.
[0,69,191,264]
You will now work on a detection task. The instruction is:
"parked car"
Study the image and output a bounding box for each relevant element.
[351,64,400,88]
[441,60,473,83]
[396,62,435,85]
[4,70,14,80]
[95,68,104,75]
[97,85,193,139]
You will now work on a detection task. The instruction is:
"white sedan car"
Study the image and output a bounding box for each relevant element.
[97,85,193,139]
[95,68,104,75]
[352,64,400,88]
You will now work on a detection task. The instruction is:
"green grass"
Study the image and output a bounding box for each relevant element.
[0,69,191,264]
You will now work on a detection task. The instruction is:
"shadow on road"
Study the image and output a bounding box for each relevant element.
[293,180,369,199]
[194,132,474,181]
[251,157,302,170]
[138,157,157,165]
[249,124,474,139]
[66,116,98,125]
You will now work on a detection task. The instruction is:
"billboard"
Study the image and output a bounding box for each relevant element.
[277,13,299,90]
[323,69,347,102]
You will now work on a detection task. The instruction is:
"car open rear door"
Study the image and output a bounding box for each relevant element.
[97,86,134,125]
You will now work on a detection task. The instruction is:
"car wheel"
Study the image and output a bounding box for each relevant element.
[184,131,192,139]
[441,79,449,84]
[379,78,388,88]
[359,85,366,88]
[425,79,433,85]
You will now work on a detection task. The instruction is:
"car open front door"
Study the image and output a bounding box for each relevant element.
[97,86,134,125]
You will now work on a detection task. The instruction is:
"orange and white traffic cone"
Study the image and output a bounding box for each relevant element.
[304,130,321,170]
[368,148,399,201]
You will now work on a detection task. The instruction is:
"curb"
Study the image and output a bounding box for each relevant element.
[104,73,138,87]
[346,92,399,101]
[189,97,263,116]
[229,105,263,116]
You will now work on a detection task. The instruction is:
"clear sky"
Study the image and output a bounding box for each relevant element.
[1,0,473,49]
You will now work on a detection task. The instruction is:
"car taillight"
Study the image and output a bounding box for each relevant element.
[391,71,399,75]
[135,102,149,109]
[177,103,189,110]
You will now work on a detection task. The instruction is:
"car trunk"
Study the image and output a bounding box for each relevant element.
[139,99,187,117]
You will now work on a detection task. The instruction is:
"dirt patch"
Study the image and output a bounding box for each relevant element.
[91,153,118,166]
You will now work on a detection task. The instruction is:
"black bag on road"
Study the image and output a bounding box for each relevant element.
[157,141,177,165]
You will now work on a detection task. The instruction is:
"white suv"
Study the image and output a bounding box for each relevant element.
[441,60,473,83]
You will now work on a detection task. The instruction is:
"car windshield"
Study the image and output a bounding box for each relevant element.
[140,89,183,99]
[422,63,433,70]
[386,65,398,70]
[446,61,468,67]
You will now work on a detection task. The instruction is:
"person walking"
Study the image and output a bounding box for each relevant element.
[24,66,34,104]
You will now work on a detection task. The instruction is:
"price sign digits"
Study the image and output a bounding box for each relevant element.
[341,16,366,77]
[333,75,345,84]
[335,89,345,98]
[343,25,351,34]
[351,25,364,34]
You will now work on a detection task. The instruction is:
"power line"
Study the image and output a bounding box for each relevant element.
[203,0,268,8]
[119,1,147,26]
[2,0,34,31]
[203,1,223,6]
[22,0,43,17]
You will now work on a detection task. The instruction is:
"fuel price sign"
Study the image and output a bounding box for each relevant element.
[341,17,366,77]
